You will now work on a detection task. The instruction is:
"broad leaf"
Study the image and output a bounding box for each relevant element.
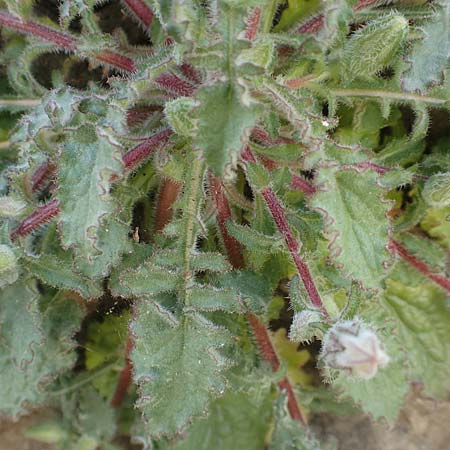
[131,300,232,436]
[311,167,390,288]
[384,262,450,398]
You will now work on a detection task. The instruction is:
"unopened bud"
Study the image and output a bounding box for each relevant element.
[341,15,408,83]
[0,245,19,287]
[289,309,324,343]
[422,173,450,208]
[321,319,389,380]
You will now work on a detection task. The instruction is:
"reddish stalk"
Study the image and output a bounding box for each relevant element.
[0,11,77,49]
[121,0,154,28]
[208,174,245,269]
[122,128,172,170]
[154,179,181,233]
[10,199,60,241]
[209,175,307,425]
[30,161,56,193]
[389,239,450,293]
[261,187,325,313]
[154,73,195,97]
[111,336,134,408]
[0,10,136,73]
[179,63,202,85]
[245,7,261,41]
[291,174,316,196]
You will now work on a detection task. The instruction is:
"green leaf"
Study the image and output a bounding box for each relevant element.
[384,263,450,398]
[0,282,83,417]
[23,254,102,298]
[195,82,261,176]
[401,5,450,93]
[173,390,274,450]
[57,125,124,261]
[311,167,390,288]
[131,301,232,436]
[119,262,180,296]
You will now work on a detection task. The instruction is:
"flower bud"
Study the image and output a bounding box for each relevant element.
[321,319,389,380]
[422,173,450,208]
[0,244,19,287]
[289,309,324,343]
[341,15,408,83]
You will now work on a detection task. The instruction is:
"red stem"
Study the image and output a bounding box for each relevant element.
[245,7,261,41]
[208,174,245,269]
[121,0,154,28]
[178,63,202,85]
[110,336,134,408]
[260,187,325,314]
[10,199,60,241]
[154,178,180,233]
[291,174,316,196]
[209,175,307,425]
[122,128,172,170]
[389,239,450,293]
[30,161,56,193]
[154,72,195,97]
[0,10,136,73]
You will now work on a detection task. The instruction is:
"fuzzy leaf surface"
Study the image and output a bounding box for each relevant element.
[57,125,124,260]
[195,82,260,175]
[311,167,390,288]
[131,301,232,436]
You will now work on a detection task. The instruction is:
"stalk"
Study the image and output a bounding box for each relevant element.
[122,128,172,169]
[121,0,154,28]
[10,199,60,241]
[110,336,134,408]
[245,7,262,41]
[208,175,307,425]
[0,10,136,73]
[243,147,326,314]
[389,239,450,293]
[154,179,181,233]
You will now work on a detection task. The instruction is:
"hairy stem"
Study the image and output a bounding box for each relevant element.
[110,336,134,408]
[290,174,316,196]
[0,10,136,73]
[260,187,326,314]
[10,199,60,241]
[154,179,180,233]
[122,128,172,169]
[245,7,261,41]
[389,239,450,293]
[208,174,245,269]
[121,0,154,28]
[209,176,307,425]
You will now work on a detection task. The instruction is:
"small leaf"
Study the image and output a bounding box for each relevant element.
[195,82,261,176]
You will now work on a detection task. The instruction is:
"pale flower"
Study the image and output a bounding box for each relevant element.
[321,319,389,380]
